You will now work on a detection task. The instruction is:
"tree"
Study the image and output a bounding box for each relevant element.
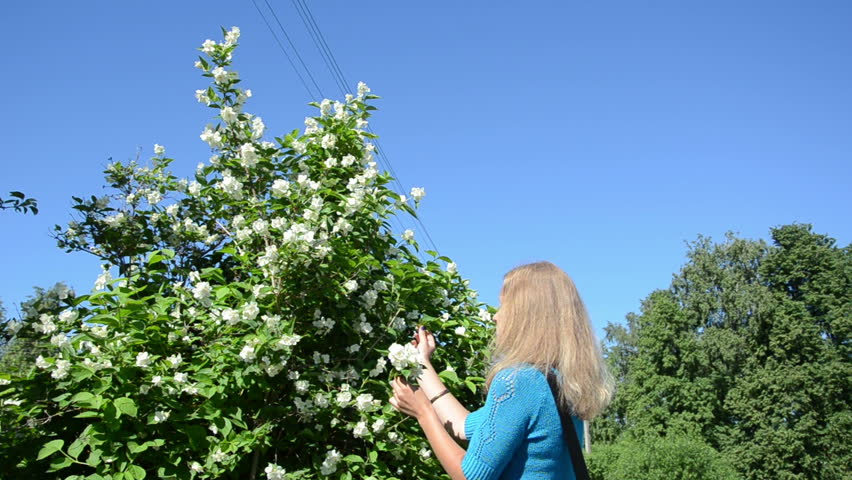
[0,27,493,479]
[1,191,38,215]
[595,226,851,480]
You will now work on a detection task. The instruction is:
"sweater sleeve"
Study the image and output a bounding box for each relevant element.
[461,368,533,480]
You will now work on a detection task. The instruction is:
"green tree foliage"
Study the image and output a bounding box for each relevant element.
[1,191,39,215]
[0,283,75,377]
[594,225,851,479]
[586,432,738,480]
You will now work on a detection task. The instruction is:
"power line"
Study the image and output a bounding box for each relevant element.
[249,0,316,99]
[291,1,441,254]
[290,0,348,97]
[261,0,326,99]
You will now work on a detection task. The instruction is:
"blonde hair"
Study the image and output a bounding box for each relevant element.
[485,261,613,420]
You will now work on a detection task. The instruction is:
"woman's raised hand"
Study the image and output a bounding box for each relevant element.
[412,326,437,363]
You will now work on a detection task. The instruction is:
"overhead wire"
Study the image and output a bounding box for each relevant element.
[261,0,326,99]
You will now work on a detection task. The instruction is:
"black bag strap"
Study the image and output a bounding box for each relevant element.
[546,371,590,480]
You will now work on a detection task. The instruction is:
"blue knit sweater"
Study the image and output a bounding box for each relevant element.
[461,365,584,480]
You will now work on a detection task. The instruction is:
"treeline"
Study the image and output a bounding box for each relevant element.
[589,224,850,479]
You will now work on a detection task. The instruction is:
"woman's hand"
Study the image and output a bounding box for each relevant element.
[389,377,432,420]
[412,327,437,363]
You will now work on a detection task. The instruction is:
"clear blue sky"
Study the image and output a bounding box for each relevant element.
[2,1,850,341]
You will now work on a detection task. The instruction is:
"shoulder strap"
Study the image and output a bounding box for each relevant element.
[546,371,590,480]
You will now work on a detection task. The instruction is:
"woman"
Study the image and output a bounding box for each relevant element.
[390,261,613,480]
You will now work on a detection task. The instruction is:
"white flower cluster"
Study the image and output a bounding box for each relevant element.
[387,342,420,373]
[264,463,286,480]
[320,449,342,475]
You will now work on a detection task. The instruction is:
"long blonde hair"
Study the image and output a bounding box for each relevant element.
[485,261,613,420]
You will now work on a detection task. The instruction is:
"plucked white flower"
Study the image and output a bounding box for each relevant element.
[220,106,237,124]
[239,345,256,362]
[153,410,170,423]
[388,342,420,372]
[154,144,165,156]
[136,352,152,368]
[402,229,415,242]
[410,187,426,202]
[240,143,258,167]
[166,354,183,368]
[455,326,467,336]
[353,421,369,438]
[264,463,286,480]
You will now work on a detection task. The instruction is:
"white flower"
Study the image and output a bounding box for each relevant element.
[174,372,188,383]
[402,229,415,242]
[3,398,22,406]
[58,309,78,324]
[343,279,358,294]
[252,116,266,138]
[0,379,10,386]
[200,126,223,148]
[419,447,432,459]
[201,39,217,54]
[341,154,356,167]
[355,393,375,412]
[369,357,386,377]
[6,321,23,335]
[357,81,370,97]
[50,333,70,348]
[190,462,204,473]
[192,282,211,303]
[264,463,286,480]
[321,133,337,149]
[447,262,457,274]
[410,187,425,202]
[220,172,244,199]
[478,308,492,322]
[166,354,183,368]
[455,326,466,336]
[211,448,227,463]
[220,106,237,124]
[95,266,112,290]
[320,449,342,476]
[388,342,420,371]
[146,190,162,205]
[136,352,152,368]
[222,308,240,325]
[195,89,210,104]
[346,344,360,354]
[271,179,290,197]
[295,380,309,393]
[154,144,165,156]
[361,289,378,308]
[372,418,386,433]
[152,375,163,386]
[242,301,260,321]
[52,360,71,379]
[153,410,170,423]
[240,143,258,167]
[353,421,369,438]
[319,99,333,116]
[239,345,256,362]
[35,355,50,369]
[188,181,202,196]
[224,26,240,46]
[335,390,352,406]
[211,67,230,84]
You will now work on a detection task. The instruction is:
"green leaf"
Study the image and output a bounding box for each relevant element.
[344,454,364,463]
[439,370,460,384]
[464,380,477,394]
[128,465,146,479]
[38,439,64,460]
[48,454,73,472]
[369,450,378,463]
[68,438,86,459]
[114,397,137,418]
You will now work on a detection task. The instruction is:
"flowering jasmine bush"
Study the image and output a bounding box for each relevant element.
[0,27,492,479]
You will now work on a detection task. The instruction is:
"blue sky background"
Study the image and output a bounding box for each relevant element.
[2,1,850,341]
